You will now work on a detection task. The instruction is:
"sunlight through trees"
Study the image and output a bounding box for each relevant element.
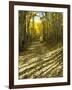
[19,11,63,52]
[19,11,63,79]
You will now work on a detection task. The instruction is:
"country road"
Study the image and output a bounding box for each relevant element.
[18,41,63,79]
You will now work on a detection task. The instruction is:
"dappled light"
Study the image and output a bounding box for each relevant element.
[19,11,63,79]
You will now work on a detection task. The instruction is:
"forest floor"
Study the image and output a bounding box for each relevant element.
[19,41,63,79]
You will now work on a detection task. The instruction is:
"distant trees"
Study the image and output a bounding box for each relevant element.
[19,11,63,52]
